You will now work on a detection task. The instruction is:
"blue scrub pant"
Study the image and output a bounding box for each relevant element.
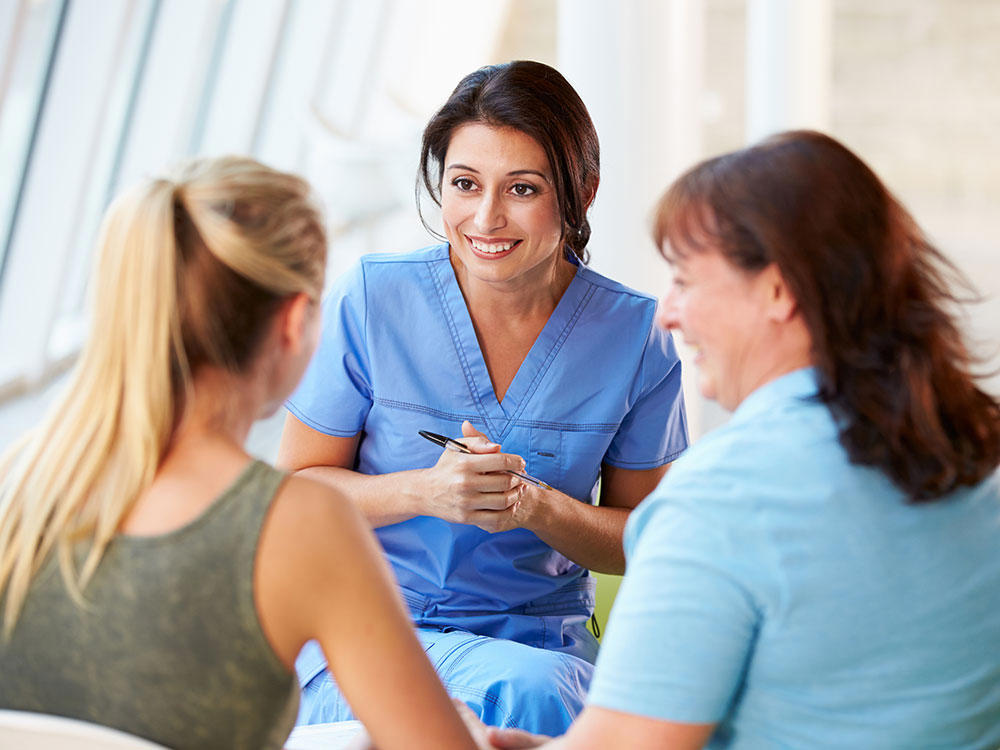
[295,625,595,736]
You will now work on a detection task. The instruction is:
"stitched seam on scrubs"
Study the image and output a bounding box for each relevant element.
[499,284,597,443]
[360,258,371,365]
[399,587,431,613]
[428,259,498,436]
[371,398,618,432]
[577,264,658,303]
[284,401,362,437]
[602,445,688,468]
[442,683,514,727]
[438,636,495,681]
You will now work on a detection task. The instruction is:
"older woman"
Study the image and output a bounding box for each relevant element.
[279,61,689,735]
[484,131,1000,748]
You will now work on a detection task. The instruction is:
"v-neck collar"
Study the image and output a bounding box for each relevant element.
[428,246,594,441]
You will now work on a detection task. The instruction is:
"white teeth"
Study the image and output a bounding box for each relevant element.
[470,238,515,254]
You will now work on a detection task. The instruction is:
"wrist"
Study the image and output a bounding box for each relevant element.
[402,468,431,517]
[517,484,560,533]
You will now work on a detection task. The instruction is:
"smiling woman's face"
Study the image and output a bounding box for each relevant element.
[440,122,565,288]
[655,244,775,411]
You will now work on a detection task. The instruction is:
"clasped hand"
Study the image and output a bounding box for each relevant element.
[420,421,532,533]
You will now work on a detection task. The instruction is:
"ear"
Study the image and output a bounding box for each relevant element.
[759,263,798,323]
[277,292,314,355]
[584,177,600,211]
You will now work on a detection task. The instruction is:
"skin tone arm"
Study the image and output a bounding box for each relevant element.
[255,475,487,750]
[462,704,714,750]
[277,416,527,529]
[278,417,667,574]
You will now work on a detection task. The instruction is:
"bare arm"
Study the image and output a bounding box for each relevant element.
[255,476,485,750]
[481,705,714,750]
[277,413,525,528]
[512,462,668,574]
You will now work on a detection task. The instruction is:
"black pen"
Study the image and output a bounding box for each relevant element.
[418,430,553,490]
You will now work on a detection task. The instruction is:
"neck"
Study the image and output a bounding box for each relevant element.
[451,251,577,321]
[169,367,262,451]
[735,319,814,408]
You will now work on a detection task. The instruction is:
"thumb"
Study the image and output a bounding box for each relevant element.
[462,420,491,441]
[461,420,500,453]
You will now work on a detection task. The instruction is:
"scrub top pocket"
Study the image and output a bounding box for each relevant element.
[528,429,563,488]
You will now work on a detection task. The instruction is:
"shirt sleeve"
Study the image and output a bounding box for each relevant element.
[603,322,689,469]
[587,484,761,723]
[285,260,373,436]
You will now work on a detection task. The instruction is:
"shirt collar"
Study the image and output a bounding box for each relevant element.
[729,367,820,426]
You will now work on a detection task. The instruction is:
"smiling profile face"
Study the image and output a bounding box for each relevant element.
[440,122,566,289]
[655,244,775,411]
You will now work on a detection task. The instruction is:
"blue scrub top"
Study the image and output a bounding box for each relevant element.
[287,244,688,625]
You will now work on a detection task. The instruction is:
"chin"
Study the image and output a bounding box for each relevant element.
[697,379,716,403]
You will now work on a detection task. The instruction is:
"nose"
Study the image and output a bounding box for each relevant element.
[473,190,505,233]
[655,289,680,331]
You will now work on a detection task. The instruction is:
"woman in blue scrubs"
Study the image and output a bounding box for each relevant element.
[279,61,689,735]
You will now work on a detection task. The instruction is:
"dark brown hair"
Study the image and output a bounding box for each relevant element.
[418,60,599,263]
[653,130,1000,501]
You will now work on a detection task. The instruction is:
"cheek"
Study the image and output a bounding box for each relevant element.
[522,200,562,240]
[439,196,465,230]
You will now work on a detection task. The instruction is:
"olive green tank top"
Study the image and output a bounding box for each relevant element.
[0,460,299,749]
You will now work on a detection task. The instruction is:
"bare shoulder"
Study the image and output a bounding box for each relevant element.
[266,473,367,542]
[254,472,380,664]
[255,471,380,620]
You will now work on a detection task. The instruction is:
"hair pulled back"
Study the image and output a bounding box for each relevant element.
[0,156,326,634]
[419,60,600,264]
[653,130,1000,501]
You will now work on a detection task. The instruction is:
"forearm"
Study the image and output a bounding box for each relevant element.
[293,464,426,528]
[519,491,630,574]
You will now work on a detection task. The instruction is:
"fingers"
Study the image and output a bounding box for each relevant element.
[471,486,524,511]
[486,726,552,749]
[458,421,501,455]
[468,470,522,494]
[467,504,520,533]
[451,699,495,750]
[459,434,502,454]
[461,420,487,440]
[463,451,526,475]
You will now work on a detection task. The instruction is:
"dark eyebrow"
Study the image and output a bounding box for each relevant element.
[509,169,551,184]
[445,164,552,184]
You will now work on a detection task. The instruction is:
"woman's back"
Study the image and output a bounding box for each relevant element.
[594,369,1000,748]
[0,460,298,750]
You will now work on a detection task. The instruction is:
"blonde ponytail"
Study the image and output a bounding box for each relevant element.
[0,157,326,635]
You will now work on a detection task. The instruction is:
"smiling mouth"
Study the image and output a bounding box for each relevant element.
[467,236,521,257]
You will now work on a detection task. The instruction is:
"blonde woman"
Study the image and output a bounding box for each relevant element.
[0,157,482,750]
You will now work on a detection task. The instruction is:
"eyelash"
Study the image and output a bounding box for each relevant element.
[449,178,538,197]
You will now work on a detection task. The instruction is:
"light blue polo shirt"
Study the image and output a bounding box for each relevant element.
[589,368,1000,748]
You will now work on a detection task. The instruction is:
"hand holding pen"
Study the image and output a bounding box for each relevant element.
[419,431,553,490]
[415,421,548,533]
